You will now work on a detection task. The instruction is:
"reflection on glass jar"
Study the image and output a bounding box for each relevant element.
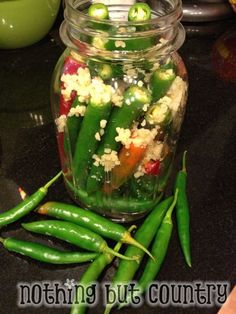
[51,0,188,221]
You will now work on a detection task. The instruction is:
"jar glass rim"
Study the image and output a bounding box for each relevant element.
[65,0,183,28]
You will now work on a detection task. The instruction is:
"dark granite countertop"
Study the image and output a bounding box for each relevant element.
[0,10,236,314]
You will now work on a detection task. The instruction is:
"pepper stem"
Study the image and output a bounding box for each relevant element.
[0,237,4,244]
[43,171,62,190]
[182,151,187,173]
[105,246,139,261]
[110,225,136,257]
[128,225,137,233]
[104,304,113,314]
[123,233,155,261]
[165,189,179,222]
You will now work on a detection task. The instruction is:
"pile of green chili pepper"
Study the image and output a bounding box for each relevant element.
[0,171,155,263]
[0,150,192,313]
[104,151,191,313]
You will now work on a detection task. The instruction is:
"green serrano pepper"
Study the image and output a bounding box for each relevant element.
[88,3,110,32]
[90,2,155,52]
[118,190,179,309]
[104,196,173,313]
[150,67,176,102]
[64,97,85,157]
[65,178,161,214]
[98,36,156,52]
[128,3,151,21]
[86,85,151,193]
[88,59,123,81]
[0,172,62,229]
[88,3,109,20]
[37,201,154,259]
[22,220,138,261]
[73,92,112,188]
[0,237,98,264]
[146,100,172,128]
[175,151,192,267]
[131,174,159,200]
[70,226,136,314]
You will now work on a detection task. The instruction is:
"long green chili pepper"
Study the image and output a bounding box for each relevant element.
[70,225,136,314]
[87,85,151,193]
[118,189,179,309]
[65,97,85,157]
[73,94,112,188]
[175,151,192,267]
[0,171,62,229]
[22,220,138,261]
[104,196,173,314]
[93,35,156,52]
[0,237,98,264]
[150,67,176,102]
[37,201,155,259]
[65,178,161,213]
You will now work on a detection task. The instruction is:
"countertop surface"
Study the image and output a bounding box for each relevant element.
[0,10,236,314]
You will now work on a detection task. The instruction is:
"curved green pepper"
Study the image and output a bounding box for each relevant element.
[86,85,152,193]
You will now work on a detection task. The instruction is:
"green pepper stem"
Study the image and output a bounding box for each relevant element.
[105,246,139,261]
[43,171,62,190]
[182,151,187,173]
[128,225,137,233]
[0,237,4,244]
[104,304,113,314]
[165,189,179,222]
[123,233,155,261]
[110,225,136,256]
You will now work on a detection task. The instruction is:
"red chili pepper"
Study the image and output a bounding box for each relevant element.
[63,56,84,75]
[72,39,88,53]
[144,160,161,175]
[59,57,86,115]
[59,91,77,116]
[58,57,87,171]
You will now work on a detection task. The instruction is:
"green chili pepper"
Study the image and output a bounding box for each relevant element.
[71,225,136,314]
[64,97,85,157]
[118,189,179,309]
[88,3,109,20]
[128,3,151,21]
[22,220,138,261]
[157,151,174,192]
[175,151,192,267]
[146,100,172,128]
[92,3,154,52]
[65,178,161,214]
[104,196,173,314]
[88,60,123,81]
[130,174,159,200]
[73,93,112,188]
[0,172,62,229]
[150,67,176,102]
[92,36,156,52]
[88,2,110,32]
[87,85,151,193]
[0,237,98,264]
[37,201,154,259]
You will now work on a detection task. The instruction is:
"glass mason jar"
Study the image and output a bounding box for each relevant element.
[51,0,188,221]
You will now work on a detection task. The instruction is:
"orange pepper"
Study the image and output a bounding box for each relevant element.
[104,143,147,193]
